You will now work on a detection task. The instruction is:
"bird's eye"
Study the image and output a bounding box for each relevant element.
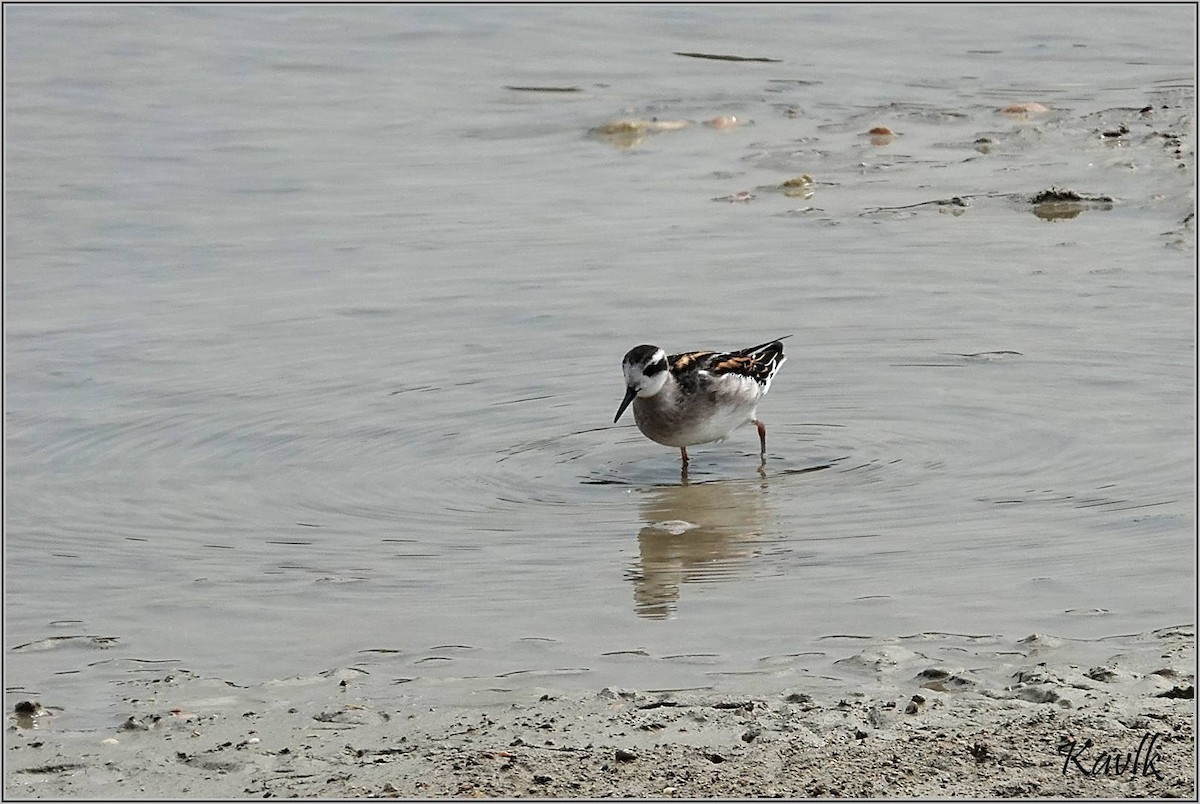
[643,359,667,376]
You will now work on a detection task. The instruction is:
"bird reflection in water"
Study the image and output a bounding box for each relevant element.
[627,478,772,619]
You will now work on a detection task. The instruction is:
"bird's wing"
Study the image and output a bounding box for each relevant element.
[667,350,717,377]
[732,334,793,357]
[668,337,791,388]
[707,338,790,386]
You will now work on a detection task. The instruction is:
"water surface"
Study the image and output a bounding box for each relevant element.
[5,4,1195,728]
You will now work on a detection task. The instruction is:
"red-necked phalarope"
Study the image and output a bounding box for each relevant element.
[614,336,790,467]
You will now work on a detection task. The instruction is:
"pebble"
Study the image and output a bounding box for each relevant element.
[779,175,815,198]
[100,738,119,746]
[781,175,813,188]
[905,694,926,715]
[867,126,895,145]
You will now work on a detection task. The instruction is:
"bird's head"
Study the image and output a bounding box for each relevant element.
[614,345,669,423]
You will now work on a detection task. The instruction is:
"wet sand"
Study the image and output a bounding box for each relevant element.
[6,626,1193,798]
[5,6,1195,800]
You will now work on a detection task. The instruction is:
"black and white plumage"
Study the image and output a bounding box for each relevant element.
[613,336,790,466]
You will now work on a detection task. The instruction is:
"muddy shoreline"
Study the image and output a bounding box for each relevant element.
[6,626,1193,799]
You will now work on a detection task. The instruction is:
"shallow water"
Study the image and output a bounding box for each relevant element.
[5,4,1195,728]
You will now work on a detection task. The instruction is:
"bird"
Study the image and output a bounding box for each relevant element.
[613,336,790,468]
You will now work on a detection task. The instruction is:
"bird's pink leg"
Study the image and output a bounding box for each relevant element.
[755,420,767,460]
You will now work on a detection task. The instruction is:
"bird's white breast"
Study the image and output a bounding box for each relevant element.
[633,371,764,448]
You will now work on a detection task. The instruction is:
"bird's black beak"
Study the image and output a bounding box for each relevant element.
[614,386,637,423]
